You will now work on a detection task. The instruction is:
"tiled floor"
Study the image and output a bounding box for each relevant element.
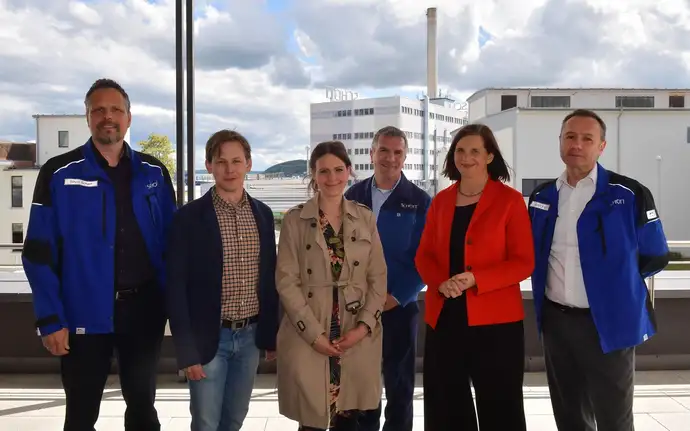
[1,371,689,430]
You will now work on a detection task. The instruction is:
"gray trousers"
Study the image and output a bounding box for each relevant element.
[542,298,635,431]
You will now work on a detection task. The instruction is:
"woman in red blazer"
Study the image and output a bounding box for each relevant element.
[415,123,534,431]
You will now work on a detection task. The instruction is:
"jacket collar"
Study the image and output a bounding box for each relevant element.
[299,192,360,220]
[542,162,610,204]
[82,138,141,179]
[199,187,270,256]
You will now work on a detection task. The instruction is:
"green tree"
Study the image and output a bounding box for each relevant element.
[138,133,176,178]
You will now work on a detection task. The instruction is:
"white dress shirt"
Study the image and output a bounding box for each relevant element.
[545,167,597,308]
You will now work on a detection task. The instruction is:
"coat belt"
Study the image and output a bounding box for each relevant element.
[305,279,364,314]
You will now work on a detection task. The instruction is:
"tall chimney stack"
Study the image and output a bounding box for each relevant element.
[426,7,438,99]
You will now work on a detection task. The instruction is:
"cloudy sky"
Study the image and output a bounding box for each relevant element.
[1,0,690,170]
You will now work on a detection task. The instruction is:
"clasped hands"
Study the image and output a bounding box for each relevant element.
[312,323,369,357]
[438,272,476,298]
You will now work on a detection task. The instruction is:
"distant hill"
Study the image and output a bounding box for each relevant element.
[264,159,307,176]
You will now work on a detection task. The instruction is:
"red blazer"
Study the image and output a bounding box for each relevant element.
[415,179,535,329]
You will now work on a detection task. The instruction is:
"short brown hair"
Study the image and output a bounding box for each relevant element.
[443,123,511,182]
[308,141,353,193]
[205,129,251,163]
[561,109,607,140]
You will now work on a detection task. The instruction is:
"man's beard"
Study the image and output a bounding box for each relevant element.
[94,127,121,145]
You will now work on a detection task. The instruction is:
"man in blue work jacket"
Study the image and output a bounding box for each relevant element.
[528,109,670,431]
[345,125,431,431]
[22,78,177,431]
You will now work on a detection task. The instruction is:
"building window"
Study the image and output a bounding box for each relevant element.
[615,96,654,108]
[521,178,554,197]
[531,96,571,108]
[58,130,69,148]
[501,95,517,111]
[12,223,23,244]
[11,176,22,208]
[669,95,685,108]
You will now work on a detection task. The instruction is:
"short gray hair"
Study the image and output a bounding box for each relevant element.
[372,126,408,150]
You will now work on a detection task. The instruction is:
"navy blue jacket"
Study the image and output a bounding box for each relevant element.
[345,173,431,306]
[528,164,670,353]
[22,140,177,337]
[166,189,279,369]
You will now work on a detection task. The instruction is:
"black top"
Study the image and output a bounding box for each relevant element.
[440,203,477,326]
[449,203,477,278]
[93,147,155,289]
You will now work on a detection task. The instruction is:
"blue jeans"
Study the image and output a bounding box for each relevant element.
[189,323,261,431]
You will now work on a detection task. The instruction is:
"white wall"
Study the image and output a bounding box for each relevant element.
[617,111,690,242]
[36,115,131,166]
[468,96,487,123]
[0,168,39,265]
[512,110,689,241]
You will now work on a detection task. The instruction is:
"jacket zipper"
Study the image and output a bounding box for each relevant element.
[101,190,106,239]
[597,214,607,255]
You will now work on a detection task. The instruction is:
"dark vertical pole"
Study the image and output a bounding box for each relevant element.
[175,0,185,207]
[185,0,195,202]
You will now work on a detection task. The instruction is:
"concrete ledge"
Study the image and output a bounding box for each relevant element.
[3,295,690,373]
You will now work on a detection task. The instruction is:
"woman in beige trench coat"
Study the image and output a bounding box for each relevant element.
[275,140,388,431]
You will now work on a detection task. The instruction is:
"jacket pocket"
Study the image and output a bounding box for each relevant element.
[145,193,159,228]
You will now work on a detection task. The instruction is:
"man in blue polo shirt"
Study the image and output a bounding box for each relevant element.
[345,125,431,431]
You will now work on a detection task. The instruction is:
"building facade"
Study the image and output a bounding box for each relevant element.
[465,87,690,242]
[0,115,132,265]
[310,95,467,194]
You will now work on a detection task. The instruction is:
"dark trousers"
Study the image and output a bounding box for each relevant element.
[423,296,526,431]
[60,286,167,431]
[542,298,636,431]
[358,301,418,431]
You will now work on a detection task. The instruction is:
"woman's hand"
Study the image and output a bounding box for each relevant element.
[333,323,369,352]
[438,275,472,298]
[312,334,342,357]
[453,272,476,288]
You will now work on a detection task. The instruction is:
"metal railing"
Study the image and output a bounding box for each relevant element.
[2,241,690,307]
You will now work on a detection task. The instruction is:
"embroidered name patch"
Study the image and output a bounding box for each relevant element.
[529,201,550,211]
[64,178,98,187]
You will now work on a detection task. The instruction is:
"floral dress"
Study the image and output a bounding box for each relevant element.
[298,210,348,431]
[321,209,345,428]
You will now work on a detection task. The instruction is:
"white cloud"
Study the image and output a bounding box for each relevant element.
[1,0,690,171]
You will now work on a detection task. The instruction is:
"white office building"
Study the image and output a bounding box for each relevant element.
[465,87,690,242]
[0,115,131,265]
[310,95,468,194]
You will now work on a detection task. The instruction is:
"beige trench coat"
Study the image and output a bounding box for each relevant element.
[275,193,388,429]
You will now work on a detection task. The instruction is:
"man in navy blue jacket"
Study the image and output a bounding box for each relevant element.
[22,78,177,430]
[345,126,431,431]
[166,129,279,431]
[528,109,670,431]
